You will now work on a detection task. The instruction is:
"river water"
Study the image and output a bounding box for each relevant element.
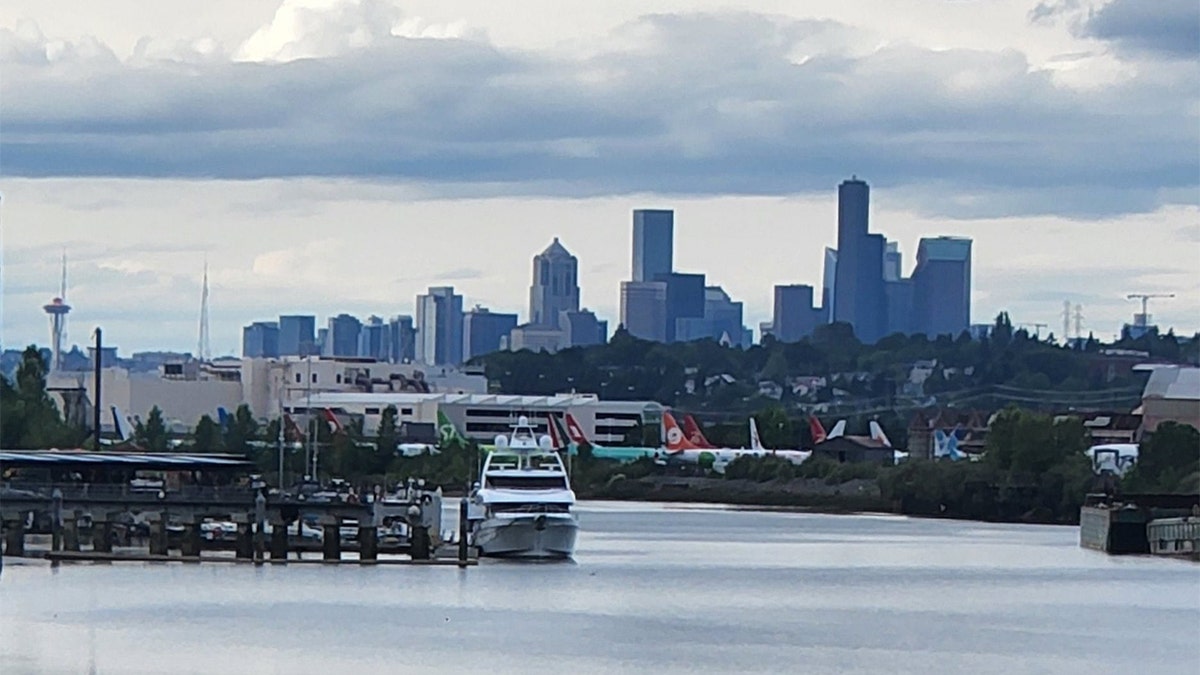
[1,501,1196,674]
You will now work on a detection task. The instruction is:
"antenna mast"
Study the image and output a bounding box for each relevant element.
[1062,300,1071,341]
[198,258,211,362]
[1073,304,1084,339]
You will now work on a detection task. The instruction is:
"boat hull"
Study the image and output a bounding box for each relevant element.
[473,515,578,559]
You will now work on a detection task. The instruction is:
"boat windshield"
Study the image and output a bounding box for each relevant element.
[491,502,570,513]
[486,475,569,490]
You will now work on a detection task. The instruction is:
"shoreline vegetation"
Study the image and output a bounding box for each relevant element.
[4,344,1197,529]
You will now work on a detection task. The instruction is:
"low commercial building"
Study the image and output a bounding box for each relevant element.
[287,392,664,446]
[1138,366,1200,435]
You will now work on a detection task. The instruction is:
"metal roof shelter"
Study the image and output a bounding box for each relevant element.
[0,450,255,471]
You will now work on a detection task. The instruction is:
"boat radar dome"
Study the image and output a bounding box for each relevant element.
[517,415,530,426]
[538,435,553,450]
[495,435,509,448]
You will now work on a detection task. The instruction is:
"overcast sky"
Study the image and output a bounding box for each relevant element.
[1,0,1197,355]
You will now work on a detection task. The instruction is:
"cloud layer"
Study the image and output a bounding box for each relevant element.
[2,3,1196,219]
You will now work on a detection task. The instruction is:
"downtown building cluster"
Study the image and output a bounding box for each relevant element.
[243,176,973,364]
[242,238,608,366]
[763,177,972,343]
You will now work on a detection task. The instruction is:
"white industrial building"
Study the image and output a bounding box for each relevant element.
[286,392,664,446]
[57,356,489,433]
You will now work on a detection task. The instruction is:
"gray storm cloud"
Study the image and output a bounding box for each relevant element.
[1,8,1196,219]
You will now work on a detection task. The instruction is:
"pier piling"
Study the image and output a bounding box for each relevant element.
[322,524,340,562]
[63,513,81,552]
[253,494,266,564]
[92,521,114,553]
[235,523,253,560]
[359,526,378,562]
[458,498,469,568]
[51,489,63,552]
[269,522,288,561]
[148,518,168,556]
[4,520,25,557]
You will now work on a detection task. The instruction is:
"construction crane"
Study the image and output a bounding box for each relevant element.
[1126,293,1175,328]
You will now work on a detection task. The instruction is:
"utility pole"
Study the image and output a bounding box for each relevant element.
[93,327,102,451]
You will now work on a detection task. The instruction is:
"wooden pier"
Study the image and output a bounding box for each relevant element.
[1,482,477,568]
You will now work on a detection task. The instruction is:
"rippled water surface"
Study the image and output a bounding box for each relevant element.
[2,501,1197,674]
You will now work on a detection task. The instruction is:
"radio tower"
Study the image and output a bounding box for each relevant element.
[198,259,211,362]
[1062,300,1071,341]
[42,251,71,371]
[1073,304,1084,339]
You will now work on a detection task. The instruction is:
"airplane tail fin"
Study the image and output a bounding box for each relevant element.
[869,420,892,448]
[808,415,828,444]
[437,409,468,446]
[217,407,231,430]
[322,408,343,434]
[663,412,698,452]
[749,417,765,450]
[111,406,131,442]
[683,414,716,449]
[563,413,593,450]
[546,413,570,451]
[828,420,846,439]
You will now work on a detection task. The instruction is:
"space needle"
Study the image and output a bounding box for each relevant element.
[43,253,71,371]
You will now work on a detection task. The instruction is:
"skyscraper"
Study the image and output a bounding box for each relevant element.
[278,315,316,356]
[620,281,668,342]
[832,177,887,343]
[324,314,362,357]
[416,286,464,366]
[884,241,902,282]
[675,286,752,348]
[358,315,388,361]
[242,321,279,358]
[529,237,580,326]
[559,309,607,348]
[388,315,416,363]
[632,209,674,282]
[772,285,826,343]
[463,306,518,361]
[822,247,837,322]
[912,237,973,338]
[656,272,705,343]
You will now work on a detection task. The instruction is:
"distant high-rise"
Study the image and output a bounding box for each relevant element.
[358,315,388,361]
[632,209,674,283]
[676,286,751,348]
[884,279,915,336]
[657,272,706,343]
[463,306,518,361]
[388,315,416,363]
[416,286,464,366]
[884,241,902,282]
[559,309,607,348]
[324,313,362,357]
[43,252,70,372]
[529,238,580,326]
[278,315,316,356]
[771,285,825,343]
[832,177,887,343]
[912,237,972,338]
[620,281,669,342]
[242,321,280,358]
[822,247,837,322]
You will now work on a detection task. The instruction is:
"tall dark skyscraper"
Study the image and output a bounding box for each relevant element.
[632,209,674,283]
[388,315,416,363]
[278,315,316,356]
[463,306,518,361]
[620,281,668,342]
[325,314,362,357]
[416,286,464,366]
[242,321,279,358]
[832,177,887,343]
[529,237,580,326]
[912,237,973,338]
[772,285,826,342]
[358,315,388,361]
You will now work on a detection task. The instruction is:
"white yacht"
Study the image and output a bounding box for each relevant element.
[468,416,578,559]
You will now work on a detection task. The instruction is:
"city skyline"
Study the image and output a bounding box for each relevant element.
[1,0,1197,353]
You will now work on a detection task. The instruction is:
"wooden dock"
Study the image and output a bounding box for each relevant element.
[40,549,477,566]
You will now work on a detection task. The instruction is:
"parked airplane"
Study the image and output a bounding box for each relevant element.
[558,413,660,463]
[867,420,909,464]
[662,412,806,473]
[682,414,717,449]
[807,416,846,445]
[747,417,812,465]
[933,427,970,461]
[99,406,137,447]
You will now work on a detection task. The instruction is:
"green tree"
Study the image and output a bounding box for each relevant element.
[135,406,170,452]
[222,404,260,454]
[0,346,83,448]
[1125,423,1200,493]
[192,414,223,453]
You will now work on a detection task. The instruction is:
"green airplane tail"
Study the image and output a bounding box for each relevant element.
[436,409,469,446]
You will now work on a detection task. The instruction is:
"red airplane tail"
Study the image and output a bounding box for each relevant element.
[663,412,699,452]
[808,415,828,444]
[683,414,716,449]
